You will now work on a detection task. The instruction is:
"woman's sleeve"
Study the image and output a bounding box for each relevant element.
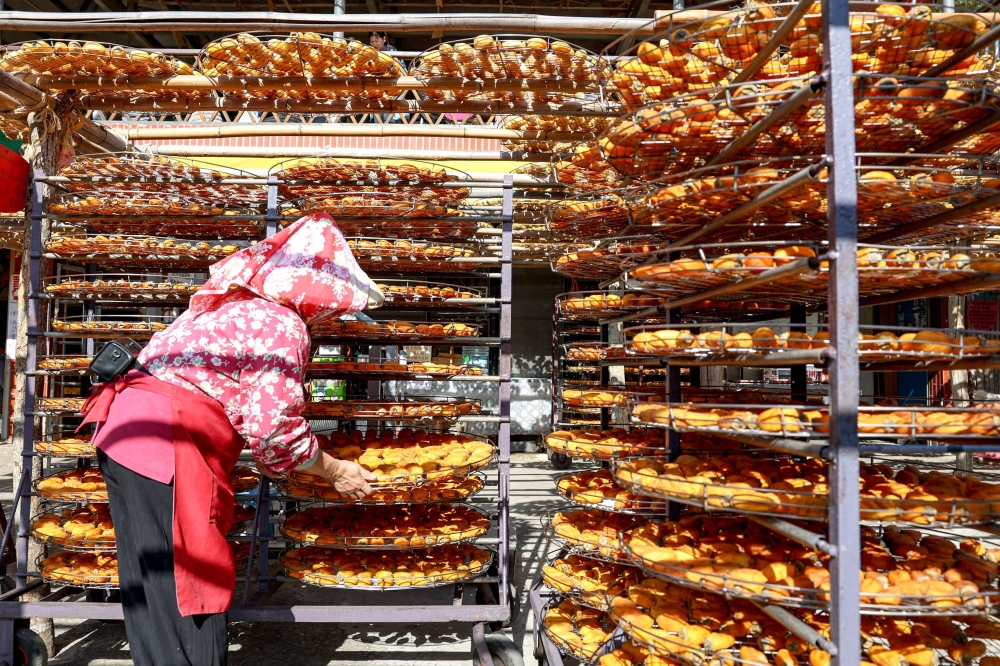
[236,321,318,474]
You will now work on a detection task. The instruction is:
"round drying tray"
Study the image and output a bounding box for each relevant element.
[280,543,493,590]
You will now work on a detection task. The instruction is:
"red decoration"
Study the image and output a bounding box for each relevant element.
[967,298,999,331]
[0,145,28,214]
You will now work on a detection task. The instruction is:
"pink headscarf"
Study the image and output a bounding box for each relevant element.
[190,212,373,325]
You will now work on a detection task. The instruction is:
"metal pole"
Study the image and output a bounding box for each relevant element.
[550,299,559,433]
[604,257,820,325]
[948,239,973,471]
[240,175,281,604]
[256,477,270,598]
[266,175,278,238]
[333,0,344,38]
[703,79,824,169]
[17,175,43,589]
[497,174,513,614]
[710,0,815,99]
[241,477,267,606]
[755,603,838,655]
[600,323,610,430]
[665,254,681,523]
[0,10,670,34]
[823,0,860,659]
[635,162,823,252]
[790,304,807,403]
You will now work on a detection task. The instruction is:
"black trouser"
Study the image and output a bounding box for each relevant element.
[98,450,228,666]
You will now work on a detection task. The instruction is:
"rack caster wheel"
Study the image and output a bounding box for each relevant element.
[473,634,523,666]
[532,641,547,666]
[476,582,519,630]
[13,628,47,666]
[549,452,572,470]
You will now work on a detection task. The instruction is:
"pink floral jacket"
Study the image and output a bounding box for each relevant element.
[138,295,317,472]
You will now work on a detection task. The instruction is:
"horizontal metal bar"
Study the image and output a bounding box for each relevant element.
[704,75,824,169]
[663,348,828,367]
[0,601,510,623]
[0,10,671,34]
[858,443,1000,454]
[40,174,553,187]
[309,337,502,345]
[970,523,1000,538]
[597,356,664,367]
[79,95,621,117]
[25,74,602,95]
[361,257,501,266]
[753,602,838,656]
[602,257,820,325]
[46,213,267,221]
[746,515,835,556]
[864,191,1000,244]
[923,21,1000,77]
[26,370,92,376]
[635,162,826,262]
[40,175,269,185]
[710,0,814,99]
[123,124,595,142]
[716,432,831,460]
[887,111,1000,166]
[4,45,636,60]
[38,587,79,603]
[0,580,44,602]
[145,144,553,160]
[304,373,505,382]
[858,274,1000,308]
[860,356,1000,372]
[36,294,190,303]
[40,332,155,339]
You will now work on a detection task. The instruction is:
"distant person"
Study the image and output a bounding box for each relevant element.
[369,31,403,123]
[369,31,397,52]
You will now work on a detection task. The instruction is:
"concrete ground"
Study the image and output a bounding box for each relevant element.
[0,451,570,666]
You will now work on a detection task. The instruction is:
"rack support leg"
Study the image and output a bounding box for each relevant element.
[0,620,12,666]
[823,0,861,660]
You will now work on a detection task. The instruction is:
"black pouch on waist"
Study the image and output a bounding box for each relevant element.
[90,338,145,383]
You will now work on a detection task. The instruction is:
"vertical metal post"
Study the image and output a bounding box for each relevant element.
[84,264,97,359]
[256,476,270,598]
[241,478,266,607]
[332,0,345,38]
[665,299,682,522]
[266,175,278,239]
[0,619,13,666]
[599,324,610,430]
[239,174,281,603]
[823,0,860,659]
[18,175,44,587]
[790,304,807,403]
[550,299,559,432]
[497,175,513,613]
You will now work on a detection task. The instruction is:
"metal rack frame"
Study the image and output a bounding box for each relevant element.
[531,1,1000,665]
[1,4,1000,666]
[0,165,517,665]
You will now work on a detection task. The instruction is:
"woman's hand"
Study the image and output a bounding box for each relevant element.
[328,459,377,500]
[254,460,283,479]
[309,452,376,500]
